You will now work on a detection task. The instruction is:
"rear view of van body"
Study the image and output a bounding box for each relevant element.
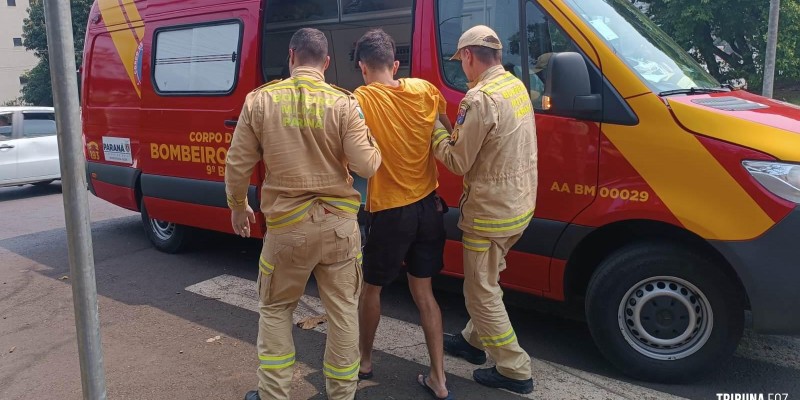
[83,0,800,383]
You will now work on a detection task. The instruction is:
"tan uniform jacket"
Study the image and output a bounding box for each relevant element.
[225,67,381,228]
[432,65,538,238]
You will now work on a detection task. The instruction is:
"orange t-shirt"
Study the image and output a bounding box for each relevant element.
[354,78,447,212]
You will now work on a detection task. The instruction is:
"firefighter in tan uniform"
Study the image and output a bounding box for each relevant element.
[224,28,381,400]
[431,25,537,394]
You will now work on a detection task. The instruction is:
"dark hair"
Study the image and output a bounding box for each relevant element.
[465,45,501,64]
[355,28,396,70]
[289,28,328,66]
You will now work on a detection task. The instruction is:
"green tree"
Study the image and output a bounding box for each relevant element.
[20,0,92,106]
[633,0,800,92]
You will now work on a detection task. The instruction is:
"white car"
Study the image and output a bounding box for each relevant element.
[0,106,61,188]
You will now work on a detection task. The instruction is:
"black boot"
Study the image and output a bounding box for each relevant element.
[244,390,260,400]
[473,366,534,394]
[443,333,486,365]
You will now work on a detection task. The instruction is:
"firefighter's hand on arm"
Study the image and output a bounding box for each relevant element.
[342,98,382,178]
[433,83,453,133]
[225,92,263,237]
[431,94,494,176]
[438,113,454,134]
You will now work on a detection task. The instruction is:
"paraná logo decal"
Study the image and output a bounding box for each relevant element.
[102,137,133,164]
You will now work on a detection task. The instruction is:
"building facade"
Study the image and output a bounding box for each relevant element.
[0,0,37,104]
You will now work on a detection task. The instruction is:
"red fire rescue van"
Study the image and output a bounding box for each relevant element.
[82,0,800,382]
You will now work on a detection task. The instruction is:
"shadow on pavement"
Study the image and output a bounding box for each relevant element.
[0,182,62,202]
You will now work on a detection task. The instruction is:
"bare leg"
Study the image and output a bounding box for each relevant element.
[408,274,448,397]
[358,283,382,375]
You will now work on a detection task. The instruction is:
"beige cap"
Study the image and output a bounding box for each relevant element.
[532,52,553,73]
[450,25,503,60]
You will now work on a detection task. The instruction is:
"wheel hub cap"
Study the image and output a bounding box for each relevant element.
[618,276,713,360]
[150,218,175,241]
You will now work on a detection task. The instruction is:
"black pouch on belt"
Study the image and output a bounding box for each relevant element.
[433,192,449,214]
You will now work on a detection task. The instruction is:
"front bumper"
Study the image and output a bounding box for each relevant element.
[711,207,800,334]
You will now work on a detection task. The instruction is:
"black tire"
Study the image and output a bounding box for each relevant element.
[586,242,744,383]
[32,180,55,186]
[140,198,193,253]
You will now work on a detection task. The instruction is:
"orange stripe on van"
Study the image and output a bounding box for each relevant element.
[97,0,142,98]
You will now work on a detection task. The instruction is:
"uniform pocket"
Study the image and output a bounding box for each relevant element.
[266,231,307,268]
[321,219,359,265]
[257,269,273,303]
[353,259,363,298]
[467,248,486,279]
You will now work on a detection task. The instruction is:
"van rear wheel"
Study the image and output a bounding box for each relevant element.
[586,243,743,383]
[140,198,192,253]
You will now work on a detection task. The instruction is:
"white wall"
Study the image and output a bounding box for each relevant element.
[0,0,38,104]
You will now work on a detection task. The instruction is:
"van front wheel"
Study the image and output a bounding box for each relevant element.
[586,243,743,383]
[140,199,192,253]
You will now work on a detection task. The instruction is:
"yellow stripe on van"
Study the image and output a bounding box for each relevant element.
[602,95,774,241]
[98,0,142,98]
[121,0,145,39]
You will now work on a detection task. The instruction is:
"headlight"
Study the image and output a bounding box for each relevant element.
[743,161,800,204]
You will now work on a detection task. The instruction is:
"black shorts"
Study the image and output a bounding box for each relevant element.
[362,192,446,286]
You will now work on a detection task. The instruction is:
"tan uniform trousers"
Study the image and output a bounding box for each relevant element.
[460,233,532,381]
[256,203,363,400]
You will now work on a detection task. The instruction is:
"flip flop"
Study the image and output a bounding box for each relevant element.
[417,374,454,400]
[358,370,373,380]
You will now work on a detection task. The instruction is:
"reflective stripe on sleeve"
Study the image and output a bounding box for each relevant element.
[433,128,450,146]
[227,194,247,208]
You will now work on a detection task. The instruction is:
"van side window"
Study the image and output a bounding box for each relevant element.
[266,0,338,24]
[524,1,579,109]
[23,113,57,138]
[437,0,522,92]
[0,113,13,141]
[153,21,242,95]
[437,0,580,108]
[341,0,413,16]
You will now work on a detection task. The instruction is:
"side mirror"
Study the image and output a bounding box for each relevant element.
[543,52,601,114]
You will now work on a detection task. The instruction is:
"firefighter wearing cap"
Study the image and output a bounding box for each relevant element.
[431,25,537,394]
[225,28,381,400]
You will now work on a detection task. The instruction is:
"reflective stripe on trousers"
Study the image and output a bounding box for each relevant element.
[267,198,360,229]
[323,360,360,380]
[472,209,533,233]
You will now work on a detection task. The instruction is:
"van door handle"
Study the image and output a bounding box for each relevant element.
[224,120,238,128]
[0,144,14,149]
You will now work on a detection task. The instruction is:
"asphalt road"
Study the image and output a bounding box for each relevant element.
[1,183,798,400]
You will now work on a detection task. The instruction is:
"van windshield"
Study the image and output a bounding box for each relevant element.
[563,0,720,93]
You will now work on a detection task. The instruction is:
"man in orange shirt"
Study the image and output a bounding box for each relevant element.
[353,29,454,400]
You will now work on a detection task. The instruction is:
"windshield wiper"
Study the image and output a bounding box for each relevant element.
[658,87,730,97]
